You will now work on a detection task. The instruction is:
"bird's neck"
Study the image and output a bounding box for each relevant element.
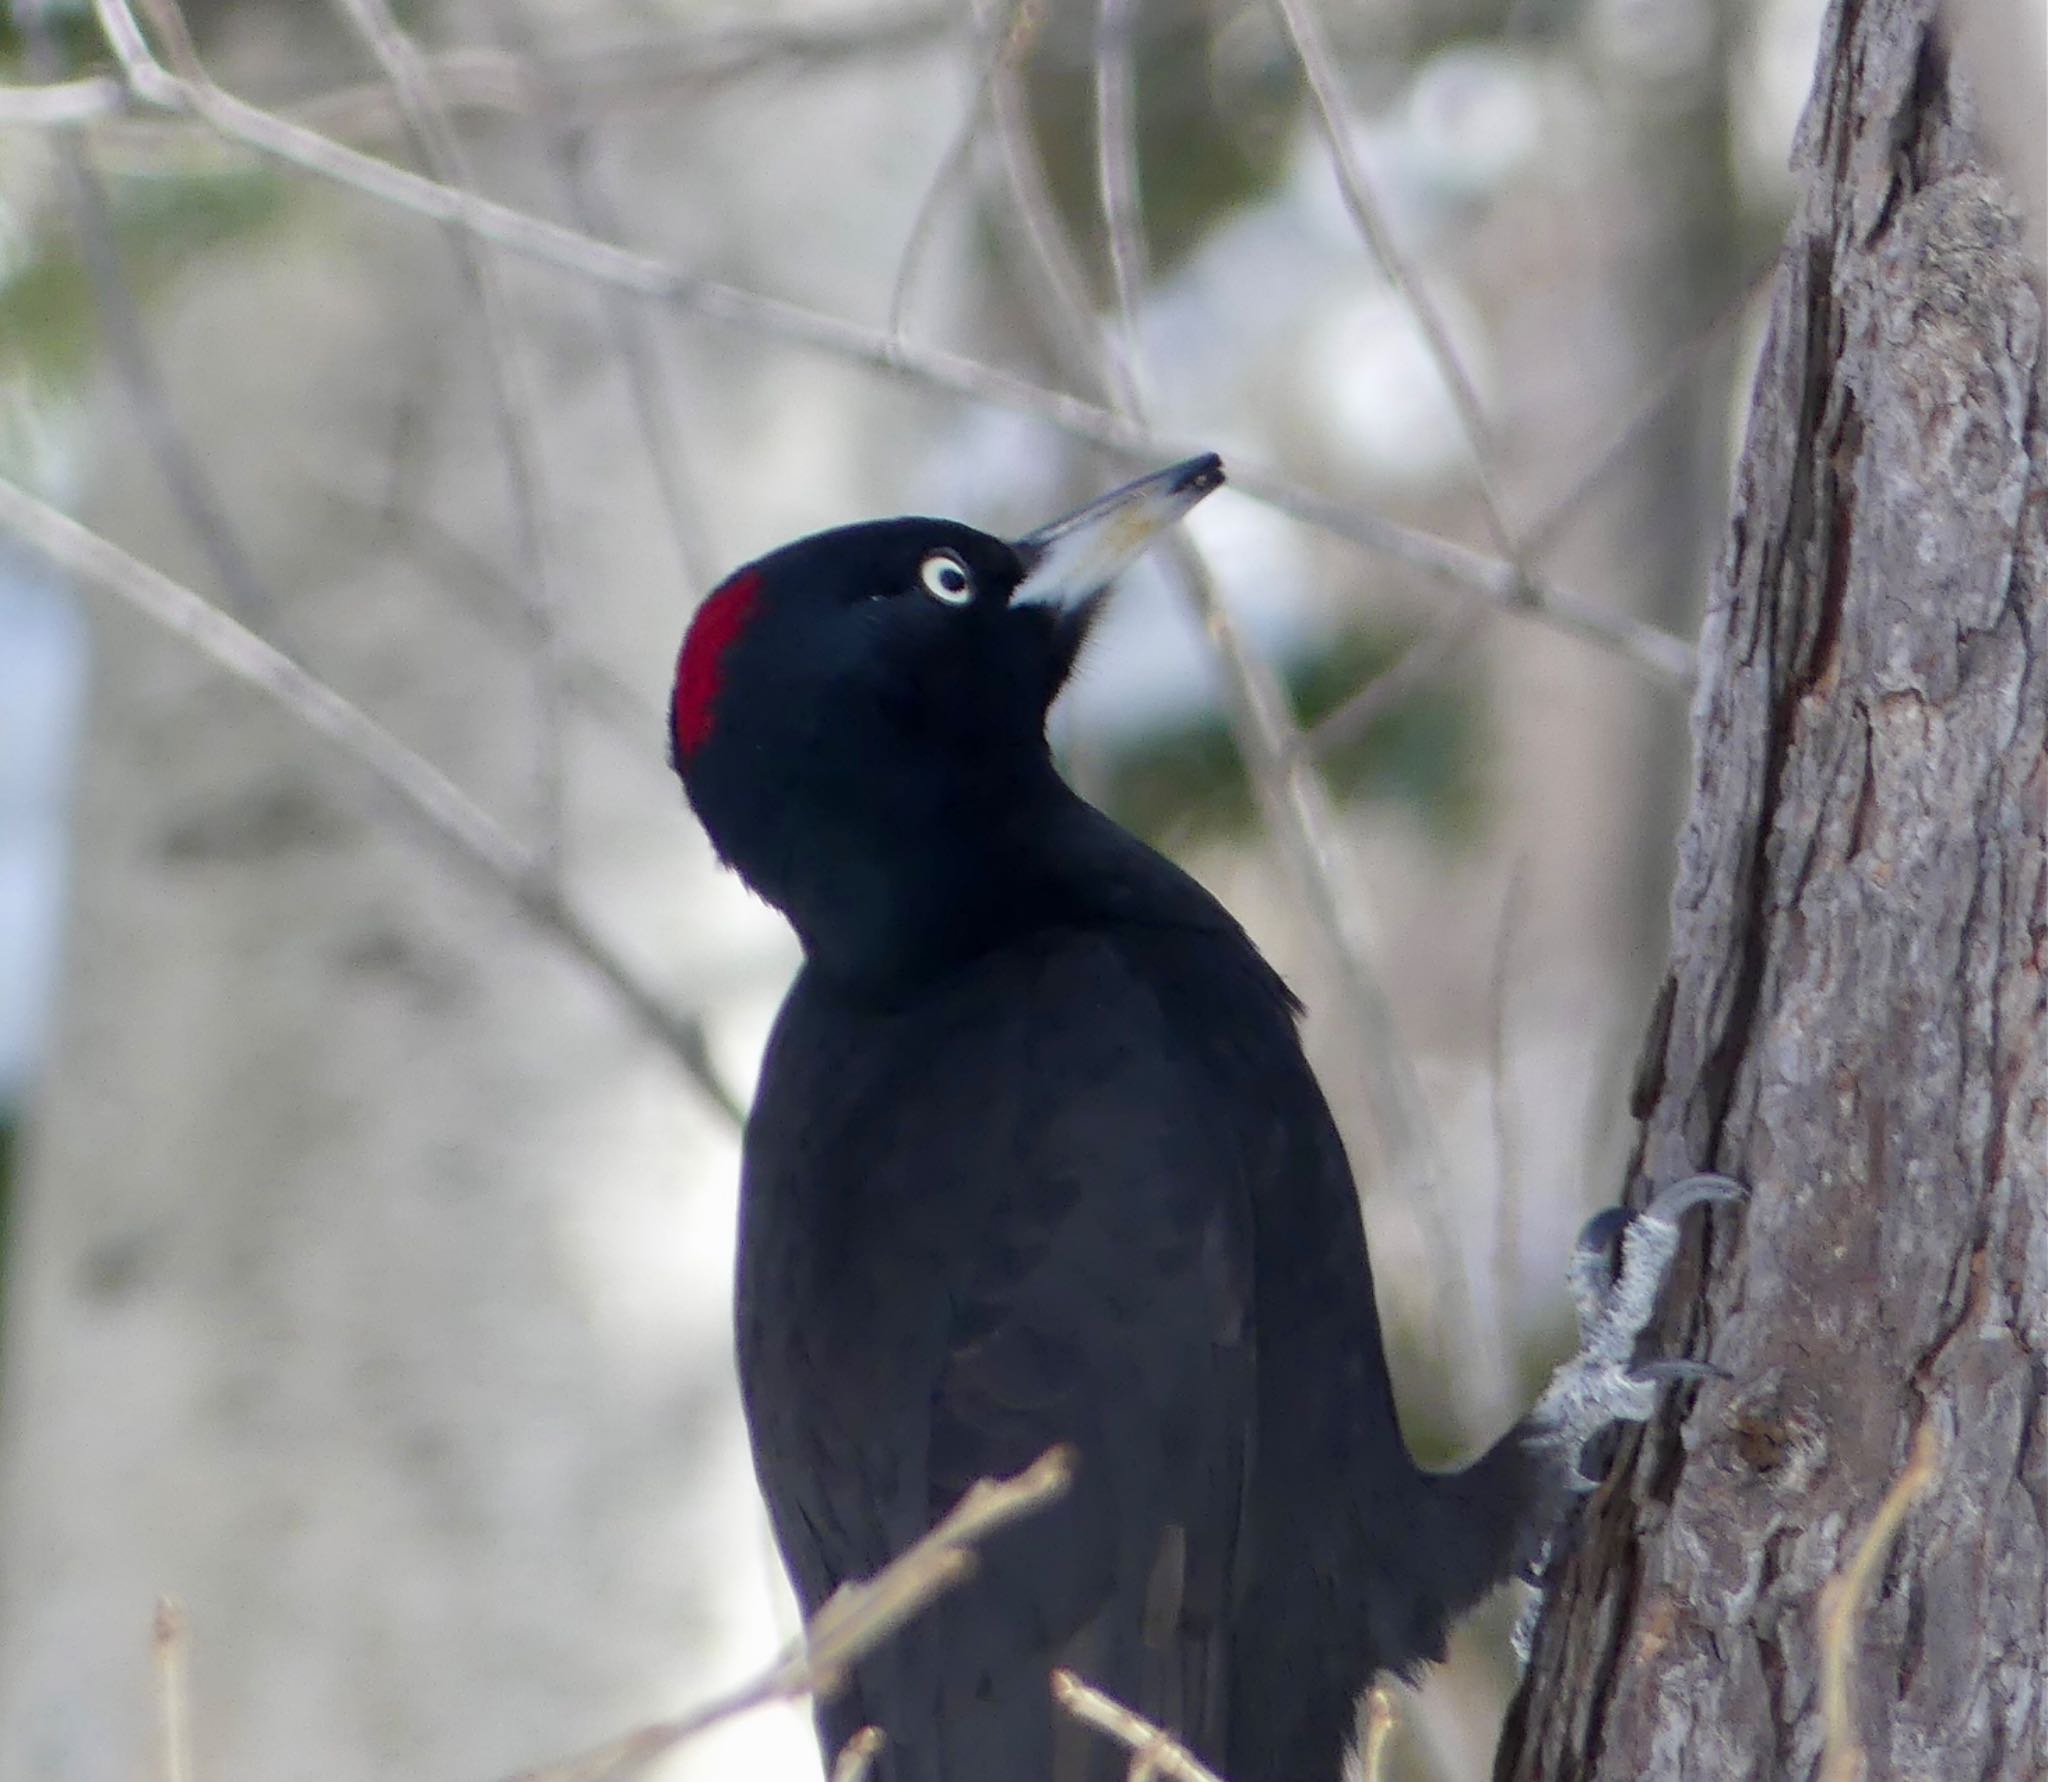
[772,766,1115,1002]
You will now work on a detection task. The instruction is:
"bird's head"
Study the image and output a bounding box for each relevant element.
[669,453,1223,981]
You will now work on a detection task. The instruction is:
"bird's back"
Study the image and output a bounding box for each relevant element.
[739,908,1250,1780]
[735,821,1485,1782]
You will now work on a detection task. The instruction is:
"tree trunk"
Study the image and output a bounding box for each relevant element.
[1498,1,2046,1777]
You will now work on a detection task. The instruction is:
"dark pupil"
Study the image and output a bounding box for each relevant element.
[938,564,966,591]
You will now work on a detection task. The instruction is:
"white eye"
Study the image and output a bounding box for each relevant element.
[918,551,973,605]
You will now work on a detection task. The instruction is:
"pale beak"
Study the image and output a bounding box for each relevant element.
[1010,453,1225,609]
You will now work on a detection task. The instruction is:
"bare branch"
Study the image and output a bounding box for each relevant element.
[1230,465,1689,679]
[1485,859,1530,1406]
[79,0,1692,683]
[828,1726,887,1782]
[1817,1417,1944,1782]
[310,477,657,754]
[1306,617,1477,758]
[1521,258,1775,562]
[1356,1686,1396,1782]
[1175,535,1492,1424]
[1161,530,1462,1219]
[0,74,127,124]
[454,7,954,123]
[886,2,1026,343]
[973,0,1133,407]
[1050,1671,1229,1782]
[8,11,953,146]
[499,1448,1073,1782]
[151,1599,192,1782]
[500,2,716,593]
[1092,0,1150,409]
[1270,0,1521,562]
[0,470,742,1126]
[130,0,206,85]
[20,0,272,625]
[326,0,571,863]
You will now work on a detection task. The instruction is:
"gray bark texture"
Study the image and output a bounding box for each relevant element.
[1497,1,2046,1779]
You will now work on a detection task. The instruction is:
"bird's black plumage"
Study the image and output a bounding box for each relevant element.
[670,459,1671,1782]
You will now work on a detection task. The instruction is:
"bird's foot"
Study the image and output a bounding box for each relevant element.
[1510,1172,1743,1661]
[1534,1171,1743,1485]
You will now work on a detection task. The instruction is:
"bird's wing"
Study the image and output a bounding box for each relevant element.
[910,938,1254,1779]
[737,936,1255,1782]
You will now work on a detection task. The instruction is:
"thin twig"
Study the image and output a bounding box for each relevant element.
[1485,859,1529,1414]
[10,10,950,144]
[0,470,742,1126]
[462,7,954,121]
[1164,531,1459,1216]
[1051,1672,1229,1782]
[131,0,206,85]
[1817,1417,1943,1782]
[323,0,575,865]
[974,0,1132,407]
[1521,258,1775,562]
[311,477,656,753]
[152,1598,192,1782]
[1306,617,1478,758]
[20,0,272,625]
[1271,0,1522,564]
[1356,1686,1396,1782]
[1179,529,1484,1399]
[502,1,715,592]
[0,75,127,124]
[1092,0,1150,411]
[502,1449,1073,1782]
[1224,463,1689,680]
[80,0,1692,683]
[828,1726,887,1782]
[886,1,1032,343]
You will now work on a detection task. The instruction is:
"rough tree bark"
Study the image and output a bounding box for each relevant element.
[1499,1,2045,1778]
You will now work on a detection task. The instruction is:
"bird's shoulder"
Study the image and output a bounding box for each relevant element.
[739,819,1324,1365]
[752,861,1303,1173]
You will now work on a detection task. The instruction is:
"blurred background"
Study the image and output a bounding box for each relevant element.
[0,0,1832,1776]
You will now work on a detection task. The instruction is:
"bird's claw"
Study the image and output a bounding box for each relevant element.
[1641,1171,1747,1222]
[1535,1172,1743,1481]
[1564,1173,1744,1359]
[1511,1175,1742,1664]
[1548,1359,1736,1488]
[1630,1358,1729,1389]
